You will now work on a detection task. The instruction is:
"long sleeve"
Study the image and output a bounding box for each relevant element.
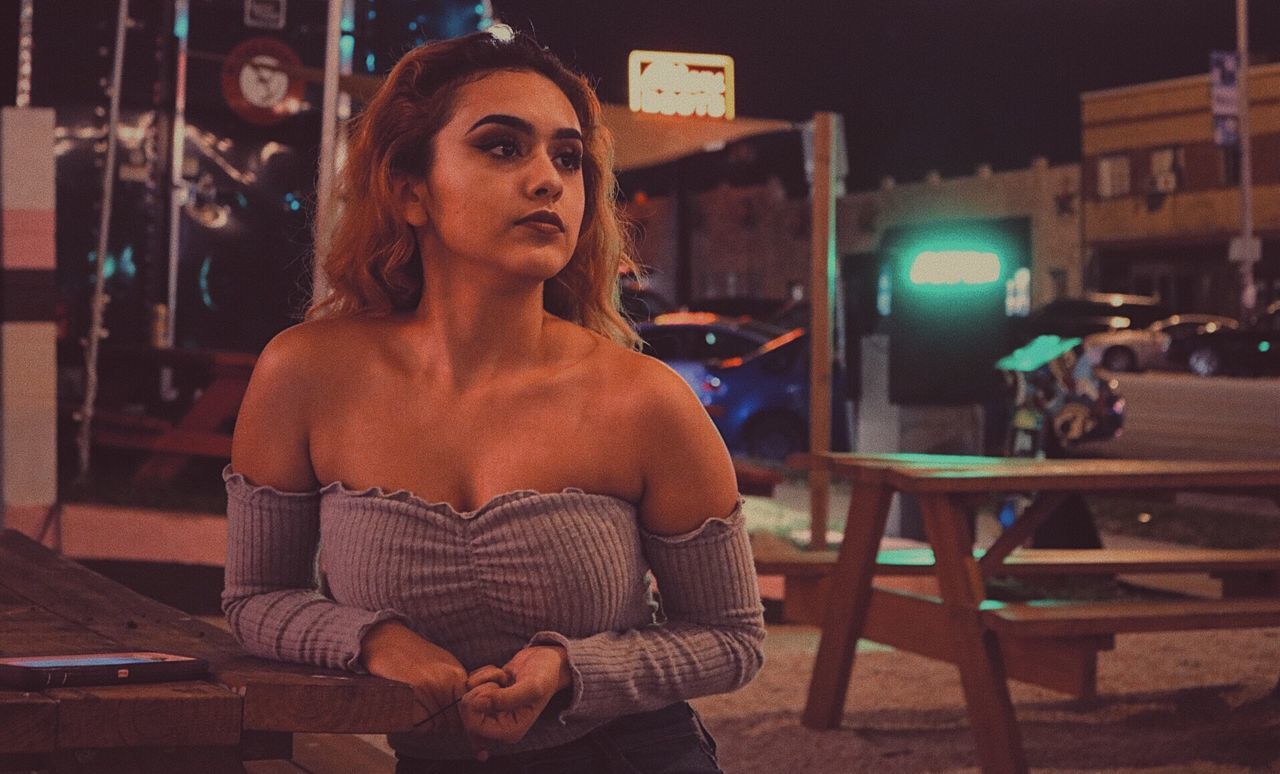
[221,466,407,673]
[527,500,765,722]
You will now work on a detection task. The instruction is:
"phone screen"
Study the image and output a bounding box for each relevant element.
[7,655,166,667]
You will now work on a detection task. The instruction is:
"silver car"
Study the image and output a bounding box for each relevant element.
[1083,314,1238,372]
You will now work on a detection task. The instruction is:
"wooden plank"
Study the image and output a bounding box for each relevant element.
[878,547,1280,576]
[978,492,1069,571]
[49,681,240,749]
[983,597,1280,637]
[890,459,1280,494]
[862,587,1109,697]
[802,483,894,730]
[0,531,415,735]
[919,493,1026,774]
[218,668,414,734]
[0,690,58,753]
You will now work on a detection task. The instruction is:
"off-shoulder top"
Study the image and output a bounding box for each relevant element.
[221,466,765,760]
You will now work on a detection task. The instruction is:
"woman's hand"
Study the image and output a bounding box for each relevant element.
[359,620,477,735]
[461,645,572,753]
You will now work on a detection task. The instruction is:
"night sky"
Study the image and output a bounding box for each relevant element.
[492,1,1280,190]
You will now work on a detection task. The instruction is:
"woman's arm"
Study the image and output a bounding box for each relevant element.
[520,357,766,723]
[223,325,407,672]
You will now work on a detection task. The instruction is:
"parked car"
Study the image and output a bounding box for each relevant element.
[700,328,810,460]
[619,284,675,323]
[1177,301,1280,377]
[1014,293,1171,343]
[1083,313,1239,372]
[635,312,788,393]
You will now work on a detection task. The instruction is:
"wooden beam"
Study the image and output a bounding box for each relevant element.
[807,112,839,550]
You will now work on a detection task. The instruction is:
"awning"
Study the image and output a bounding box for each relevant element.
[314,68,798,173]
[601,104,797,171]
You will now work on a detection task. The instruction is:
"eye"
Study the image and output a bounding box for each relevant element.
[555,147,583,171]
[479,137,521,159]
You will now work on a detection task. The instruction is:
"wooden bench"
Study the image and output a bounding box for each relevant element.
[752,537,1280,625]
[983,596,1280,637]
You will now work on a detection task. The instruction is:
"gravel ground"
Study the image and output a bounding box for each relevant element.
[693,624,1280,773]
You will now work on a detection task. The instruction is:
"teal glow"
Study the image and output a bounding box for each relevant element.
[1005,267,1031,317]
[173,7,188,38]
[909,250,1001,285]
[366,53,376,72]
[340,34,355,60]
[199,256,216,310]
[877,268,892,316]
[1260,341,1272,353]
[995,335,1081,372]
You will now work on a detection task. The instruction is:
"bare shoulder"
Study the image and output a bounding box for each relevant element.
[610,348,740,536]
[230,316,375,491]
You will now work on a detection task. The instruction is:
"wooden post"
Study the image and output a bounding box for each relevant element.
[808,112,838,550]
[0,107,59,546]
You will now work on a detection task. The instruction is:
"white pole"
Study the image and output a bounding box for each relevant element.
[313,0,344,307]
[76,0,130,480]
[1236,0,1257,315]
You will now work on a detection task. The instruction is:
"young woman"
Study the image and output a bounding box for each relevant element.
[222,27,765,773]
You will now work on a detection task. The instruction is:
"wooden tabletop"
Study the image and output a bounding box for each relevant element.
[791,452,1280,494]
[886,458,1280,493]
[0,529,416,758]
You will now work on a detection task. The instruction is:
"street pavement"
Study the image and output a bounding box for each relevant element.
[1082,370,1280,460]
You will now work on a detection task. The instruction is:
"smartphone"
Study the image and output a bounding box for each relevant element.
[0,651,209,689]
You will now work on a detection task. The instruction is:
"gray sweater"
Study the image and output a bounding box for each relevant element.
[221,466,766,759]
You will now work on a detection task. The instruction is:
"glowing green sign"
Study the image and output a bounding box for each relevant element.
[908,250,1002,285]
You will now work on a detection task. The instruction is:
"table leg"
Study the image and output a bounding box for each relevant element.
[802,482,893,729]
[920,493,1027,774]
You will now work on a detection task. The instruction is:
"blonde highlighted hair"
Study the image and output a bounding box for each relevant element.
[308,29,640,348]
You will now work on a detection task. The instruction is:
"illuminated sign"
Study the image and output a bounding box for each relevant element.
[908,250,1002,285]
[628,51,735,119]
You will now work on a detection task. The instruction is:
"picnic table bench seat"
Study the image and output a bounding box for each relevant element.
[752,533,1280,593]
[982,596,1280,637]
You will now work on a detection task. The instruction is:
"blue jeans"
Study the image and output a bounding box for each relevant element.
[393,701,722,774]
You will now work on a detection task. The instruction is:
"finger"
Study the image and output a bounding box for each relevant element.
[481,680,544,713]
[466,665,510,690]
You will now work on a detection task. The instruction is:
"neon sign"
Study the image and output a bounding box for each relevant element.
[908,250,1002,286]
[628,51,735,120]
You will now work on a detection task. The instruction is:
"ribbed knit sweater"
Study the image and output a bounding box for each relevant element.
[221,466,766,759]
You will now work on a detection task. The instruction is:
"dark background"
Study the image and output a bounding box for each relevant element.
[492,0,1280,189]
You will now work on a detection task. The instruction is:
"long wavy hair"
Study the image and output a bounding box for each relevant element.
[307,29,640,348]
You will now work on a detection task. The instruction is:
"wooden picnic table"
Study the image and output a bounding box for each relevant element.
[0,529,415,772]
[791,452,1280,774]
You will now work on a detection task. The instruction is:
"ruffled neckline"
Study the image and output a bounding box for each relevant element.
[223,465,636,520]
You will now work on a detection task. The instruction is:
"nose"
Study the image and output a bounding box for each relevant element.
[526,152,563,202]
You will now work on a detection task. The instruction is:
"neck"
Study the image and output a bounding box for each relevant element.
[408,262,551,390]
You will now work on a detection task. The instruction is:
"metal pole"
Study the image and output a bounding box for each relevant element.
[807,112,837,550]
[76,0,130,480]
[1236,0,1257,315]
[313,0,344,307]
[158,0,188,402]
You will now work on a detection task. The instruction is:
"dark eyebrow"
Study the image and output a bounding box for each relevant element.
[466,114,583,142]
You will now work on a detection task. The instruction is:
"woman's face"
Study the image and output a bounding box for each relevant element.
[404,69,587,285]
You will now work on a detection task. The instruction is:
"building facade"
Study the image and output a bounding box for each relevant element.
[838,159,1084,310]
[1081,63,1280,315]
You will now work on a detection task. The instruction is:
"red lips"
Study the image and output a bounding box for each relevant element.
[515,210,565,232]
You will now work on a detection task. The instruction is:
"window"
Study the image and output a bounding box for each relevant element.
[1097,154,1131,198]
[1149,147,1183,193]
